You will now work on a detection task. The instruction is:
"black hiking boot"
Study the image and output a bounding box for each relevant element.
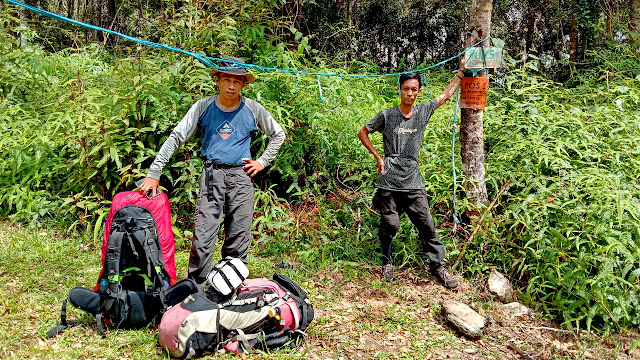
[382,264,394,282]
[435,266,458,289]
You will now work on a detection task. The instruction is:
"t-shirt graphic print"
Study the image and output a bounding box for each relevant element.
[217,121,235,139]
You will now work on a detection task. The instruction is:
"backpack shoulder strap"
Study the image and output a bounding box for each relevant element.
[136,217,168,301]
[124,208,170,306]
[105,225,126,293]
[272,273,308,299]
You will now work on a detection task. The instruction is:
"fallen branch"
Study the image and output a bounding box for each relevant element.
[452,178,512,270]
[507,343,537,360]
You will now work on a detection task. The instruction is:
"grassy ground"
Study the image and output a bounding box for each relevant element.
[1,221,639,360]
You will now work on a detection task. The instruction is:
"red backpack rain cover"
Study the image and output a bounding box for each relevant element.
[94,191,177,289]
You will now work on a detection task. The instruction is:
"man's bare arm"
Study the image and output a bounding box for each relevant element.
[435,57,467,109]
[358,126,385,174]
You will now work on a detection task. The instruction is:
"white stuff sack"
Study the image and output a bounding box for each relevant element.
[206,257,249,295]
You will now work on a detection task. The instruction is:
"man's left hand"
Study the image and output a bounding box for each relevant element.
[242,158,264,177]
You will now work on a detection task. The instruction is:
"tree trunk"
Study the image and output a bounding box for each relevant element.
[293,0,302,32]
[524,4,535,54]
[18,4,28,47]
[82,0,89,42]
[605,0,613,38]
[96,0,103,42]
[631,0,640,42]
[570,13,577,63]
[108,0,116,21]
[67,0,74,19]
[460,0,491,206]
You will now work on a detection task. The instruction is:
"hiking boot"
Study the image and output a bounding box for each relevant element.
[435,266,458,289]
[382,264,394,282]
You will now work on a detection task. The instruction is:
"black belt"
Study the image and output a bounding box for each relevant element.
[203,160,244,201]
[202,159,244,169]
[386,154,416,160]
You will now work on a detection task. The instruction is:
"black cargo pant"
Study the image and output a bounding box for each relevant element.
[372,188,445,270]
[188,163,254,285]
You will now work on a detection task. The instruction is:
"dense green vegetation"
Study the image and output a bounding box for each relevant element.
[1,0,640,337]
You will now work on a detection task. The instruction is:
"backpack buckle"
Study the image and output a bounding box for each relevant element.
[125,217,135,229]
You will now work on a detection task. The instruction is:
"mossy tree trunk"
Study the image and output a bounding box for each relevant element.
[460,0,492,206]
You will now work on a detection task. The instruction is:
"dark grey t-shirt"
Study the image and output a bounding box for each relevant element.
[365,99,437,190]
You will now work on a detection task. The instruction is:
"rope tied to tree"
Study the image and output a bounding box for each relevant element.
[5,0,491,80]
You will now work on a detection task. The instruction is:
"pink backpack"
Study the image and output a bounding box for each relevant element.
[158,273,314,358]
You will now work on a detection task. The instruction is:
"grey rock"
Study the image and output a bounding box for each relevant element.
[488,269,514,303]
[442,300,486,339]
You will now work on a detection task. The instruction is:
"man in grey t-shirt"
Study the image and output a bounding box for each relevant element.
[358,61,465,289]
[138,57,285,287]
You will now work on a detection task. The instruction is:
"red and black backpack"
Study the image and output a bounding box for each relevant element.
[48,191,195,338]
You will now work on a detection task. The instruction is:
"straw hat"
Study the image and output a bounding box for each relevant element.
[209,57,255,83]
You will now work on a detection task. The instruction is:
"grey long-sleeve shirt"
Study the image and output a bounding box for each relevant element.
[146,95,285,180]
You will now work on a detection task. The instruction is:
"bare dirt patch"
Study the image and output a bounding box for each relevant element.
[302,267,640,360]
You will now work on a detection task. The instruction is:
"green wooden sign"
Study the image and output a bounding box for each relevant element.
[464,47,503,69]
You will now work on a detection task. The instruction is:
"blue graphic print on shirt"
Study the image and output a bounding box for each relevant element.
[199,100,258,164]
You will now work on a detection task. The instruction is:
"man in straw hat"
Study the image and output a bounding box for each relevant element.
[138,57,285,288]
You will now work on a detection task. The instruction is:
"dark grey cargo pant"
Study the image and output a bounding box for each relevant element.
[188,166,254,285]
[372,188,445,270]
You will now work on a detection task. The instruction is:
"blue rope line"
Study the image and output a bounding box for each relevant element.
[450,87,461,232]
[6,0,491,79]
[317,76,324,102]
[423,72,432,99]
[4,0,218,68]
[222,43,487,78]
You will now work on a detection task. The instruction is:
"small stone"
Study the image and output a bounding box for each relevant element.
[488,269,514,303]
[442,300,486,339]
[499,302,533,317]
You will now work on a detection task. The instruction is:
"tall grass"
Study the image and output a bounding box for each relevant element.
[458,51,640,332]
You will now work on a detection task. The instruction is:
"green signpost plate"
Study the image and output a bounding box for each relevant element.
[464,47,503,69]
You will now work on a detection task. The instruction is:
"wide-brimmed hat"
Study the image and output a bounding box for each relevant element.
[209,57,255,83]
